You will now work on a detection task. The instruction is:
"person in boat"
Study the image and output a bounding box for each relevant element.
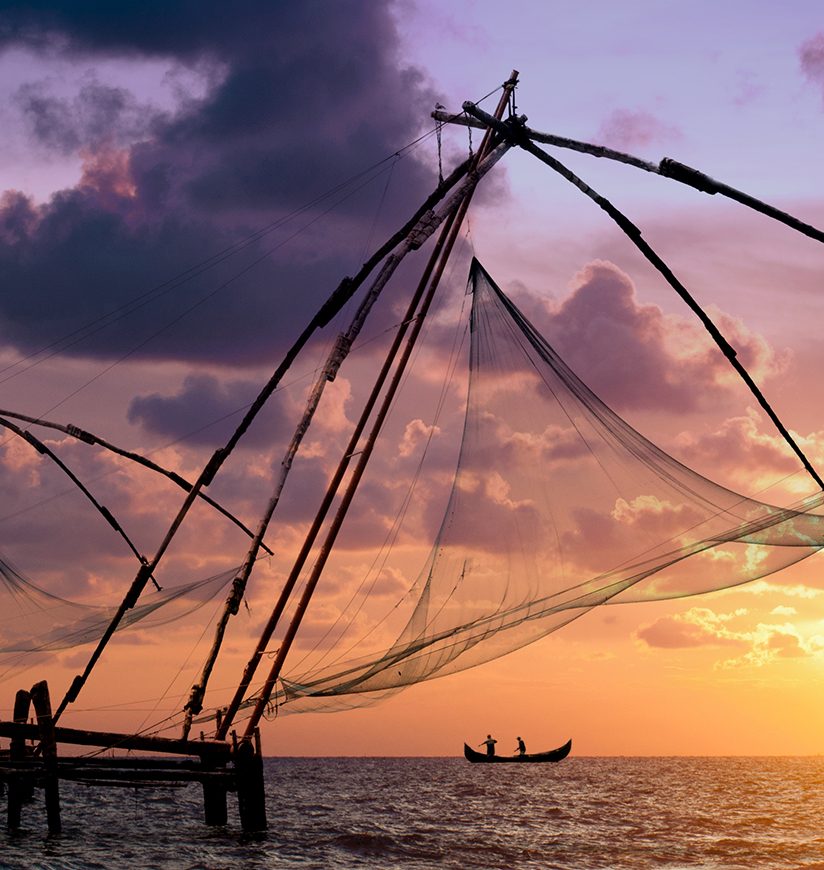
[515,736,526,756]
[479,734,497,756]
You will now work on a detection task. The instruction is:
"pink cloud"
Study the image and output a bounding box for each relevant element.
[596,109,682,151]
[542,260,787,414]
[675,411,805,484]
[611,495,705,538]
[550,261,686,410]
[636,607,824,667]
[800,33,824,100]
[766,629,806,658]
[398,418,440,458]
[636,609,748,650]
[637,615,739,649]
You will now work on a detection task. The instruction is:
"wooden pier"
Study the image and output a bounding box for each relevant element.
[0,681,266,833]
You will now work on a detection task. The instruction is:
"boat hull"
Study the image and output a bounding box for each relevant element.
[463,739,572,763]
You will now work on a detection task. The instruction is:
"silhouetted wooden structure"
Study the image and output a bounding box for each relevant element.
[0,681,265,832]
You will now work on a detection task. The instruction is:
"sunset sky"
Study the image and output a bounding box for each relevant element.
[1,1,824,756]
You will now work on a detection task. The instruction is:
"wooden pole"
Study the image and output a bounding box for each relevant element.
[53,151,478,728]
[30,681,60,835]
[240,71,520,739]
[433,110,824,245]
[182,153,488,740]
[202,773,228,826]
[7,689,31,830]
[0,720,230,760]
[235,729,266,832]
[213,145,511,743]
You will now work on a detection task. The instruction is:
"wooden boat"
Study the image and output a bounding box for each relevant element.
[463,739,572,764]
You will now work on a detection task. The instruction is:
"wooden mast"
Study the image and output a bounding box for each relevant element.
[2,72,518,835]
[179,150,512,739]
[231,71,520,742]
[210,142,511,742]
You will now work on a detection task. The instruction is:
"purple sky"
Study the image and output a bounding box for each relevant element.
[2,1,824,754]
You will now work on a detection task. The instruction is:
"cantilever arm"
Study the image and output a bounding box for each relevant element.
[434,109,824,245]
[0,416,159,583]
[51,140,480,726]
[0,407,274,556]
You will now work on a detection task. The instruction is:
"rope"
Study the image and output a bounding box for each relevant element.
[436,119,444,185]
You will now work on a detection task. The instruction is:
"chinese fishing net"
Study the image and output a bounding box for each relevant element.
[277,258,824,711]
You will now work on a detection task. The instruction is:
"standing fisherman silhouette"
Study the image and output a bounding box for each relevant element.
[479,734,497,757]
[515,736,526,756]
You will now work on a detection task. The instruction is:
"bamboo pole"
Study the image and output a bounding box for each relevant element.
[238,71,519,740]
[433,110,824,244]
[179,153,504,738]
[199,141,509,742]
[0,409,274,555]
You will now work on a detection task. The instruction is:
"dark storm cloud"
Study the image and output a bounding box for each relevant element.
[127,373,296,447]
[0,0,440,364]
[14,79,156,154]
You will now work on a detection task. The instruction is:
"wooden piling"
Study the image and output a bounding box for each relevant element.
[203,779,229,826]
[235,733,266,832]
[7,688,31,830]
[202,752,228,826]
[30,681,61,835]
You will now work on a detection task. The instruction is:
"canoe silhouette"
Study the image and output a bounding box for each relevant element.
[463,739,572,763]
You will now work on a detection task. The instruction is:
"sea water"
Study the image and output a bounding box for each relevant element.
[2,756,824,869]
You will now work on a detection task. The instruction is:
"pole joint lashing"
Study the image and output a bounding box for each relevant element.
[408,209,442,249]
[124,569,149,609]
[169,471,193,491]
[325,332,353,382]
[658,158,719,195]
[66,423,96,444]
[184,683,205,716]
[99,505,121,533]
[22,429,46,454]
[201,447,227,486]
[64,674,84,704]
[139,555,162,591]
[227,576,245,616]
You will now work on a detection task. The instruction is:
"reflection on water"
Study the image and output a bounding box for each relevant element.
[3,756,824,868]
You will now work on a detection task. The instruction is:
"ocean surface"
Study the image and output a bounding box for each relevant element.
[2,756,824,869]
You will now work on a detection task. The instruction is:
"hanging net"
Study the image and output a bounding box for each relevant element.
[0,552,235,679]
[275,258,824,711]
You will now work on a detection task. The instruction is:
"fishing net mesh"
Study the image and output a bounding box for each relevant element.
[0,553,234,679]
[277,259,824,711]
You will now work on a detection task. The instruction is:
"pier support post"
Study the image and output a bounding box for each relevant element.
[30,681,61,835]
[7,689,31,830]
[202,756,228,826]
[235,731,266,832]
